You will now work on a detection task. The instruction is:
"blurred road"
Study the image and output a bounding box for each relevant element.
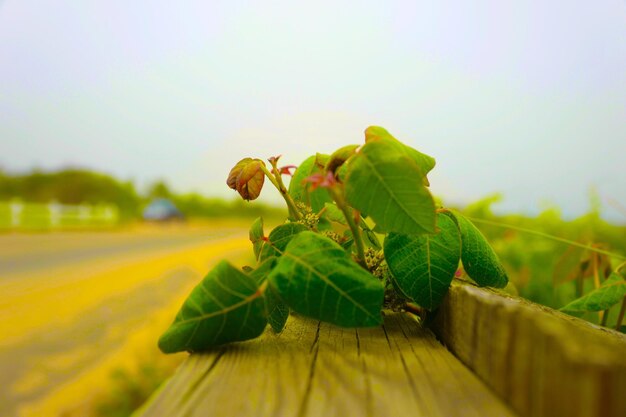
[0,223,252,417]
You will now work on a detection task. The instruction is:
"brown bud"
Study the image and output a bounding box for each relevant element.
[226,158,265,201]
[268,155,281,166]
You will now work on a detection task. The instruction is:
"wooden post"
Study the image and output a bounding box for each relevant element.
[431,281,626,417]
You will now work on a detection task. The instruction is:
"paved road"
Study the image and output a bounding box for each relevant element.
[0,223,252,417]
[0,225,244,275]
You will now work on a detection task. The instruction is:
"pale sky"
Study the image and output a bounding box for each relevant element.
[1,1,625,220]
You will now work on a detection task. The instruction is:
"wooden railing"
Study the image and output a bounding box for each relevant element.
[135,281,626,417]
[433,282,626,417]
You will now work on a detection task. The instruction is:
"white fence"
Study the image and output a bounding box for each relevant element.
[0,200,119,231]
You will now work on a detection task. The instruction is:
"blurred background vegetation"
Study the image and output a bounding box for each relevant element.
[457,193,626,330]
[0,167,285,227]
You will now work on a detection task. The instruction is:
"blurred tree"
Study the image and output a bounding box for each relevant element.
[0,168,286,221]
[0,168,140,218]
[147,181,173,199]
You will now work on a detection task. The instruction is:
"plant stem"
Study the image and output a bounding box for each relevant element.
[575,273,583,298]
[403,302,423,315]
[593,253,603,323]
[616,296,626,331]
[257,279,268,296]
[328,186,367,269]
[259,164,302,221]
[601,309,609,326]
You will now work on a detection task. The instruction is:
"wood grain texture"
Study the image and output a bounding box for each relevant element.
[432,281,626,417]
[136,313,515,417]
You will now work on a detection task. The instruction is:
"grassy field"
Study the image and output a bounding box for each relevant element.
[0,201,119,231]
[459,198,626,330]
[0,221,256,417]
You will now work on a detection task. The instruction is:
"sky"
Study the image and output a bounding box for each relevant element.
[1,1,625,220]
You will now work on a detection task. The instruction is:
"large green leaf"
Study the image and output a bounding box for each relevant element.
[249,217,264,261]
[288,154,332,212]
[364,126,435,182]
[249,256,277,284]
[445,211,508,288]
[249,257,289,332]
[259,223,308,260]
[158,261,267,353]
[268,231,384,327]
[265,285,290,332]
[560,273,626,314]
[344,140,436,234]
[384,214,461,310]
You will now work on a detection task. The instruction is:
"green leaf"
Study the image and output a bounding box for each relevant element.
[336,162,349,183]
[341,229,354,251]
[248,257,289,332]
[323,202,348,225]
[560,273,626,313]
[288,154,332,212]
[326,144,359,174]
[259,223,308,260]
[269,231,384,327]
[445,211,508,288]
[359,217,382,249]
[316,216,333,231]
[364,229,382,250]
[249,217,265,261]
[384,214,461,310]
[158,261,267,353]
[345,139,436,234]
[249,256,277,284]
[364,126,435,183]
[265,285,290,332]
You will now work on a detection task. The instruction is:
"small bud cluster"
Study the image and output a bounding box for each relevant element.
[295,202,320,230]
[295,201,311,214]
[322,230,344,244]
[364,248,408,311]
[364,248,387,279]
[299,213,320,229]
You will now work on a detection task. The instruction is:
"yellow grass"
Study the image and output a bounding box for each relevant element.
[17,290,193,417]
[0,236,249,347]
[0,222,258,416]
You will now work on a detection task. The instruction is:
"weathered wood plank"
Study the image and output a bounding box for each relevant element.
[136,313,515,417]
[432,281,626,417]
